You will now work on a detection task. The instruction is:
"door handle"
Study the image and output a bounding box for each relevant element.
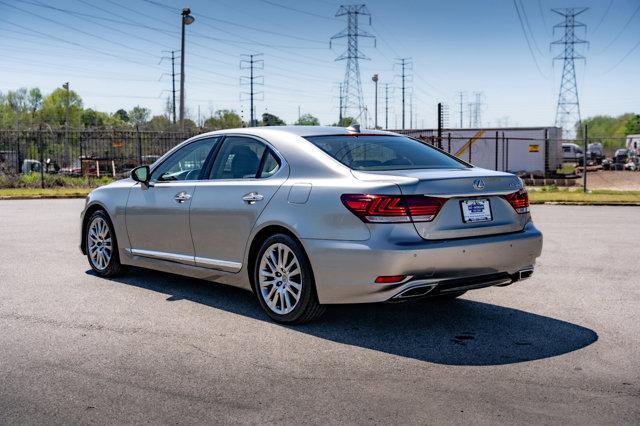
[174,191,192,203]
[242,192,264,204]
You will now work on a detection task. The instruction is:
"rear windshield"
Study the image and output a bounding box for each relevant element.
[305,135,468,171]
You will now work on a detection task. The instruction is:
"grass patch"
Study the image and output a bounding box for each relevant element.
[528,187,640,205]
[0,187,92,199]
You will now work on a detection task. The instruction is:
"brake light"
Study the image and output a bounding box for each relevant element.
[503,188,530,213]
[341,194,445,223]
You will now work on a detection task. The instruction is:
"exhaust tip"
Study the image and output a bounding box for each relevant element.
[519,268,534,280]
[393,284,437,299]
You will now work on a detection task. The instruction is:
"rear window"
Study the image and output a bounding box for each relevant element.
[305,135,468,171]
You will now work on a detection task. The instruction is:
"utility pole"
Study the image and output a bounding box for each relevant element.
[62,82,70,167]
[240,54,264,127]
[384,83,390,130]
[160,50,177,124]
[331,5,375,124]
[179,8,195,129]
[552,7,588,139]
[396,58,412,130]
[372,74,378,129]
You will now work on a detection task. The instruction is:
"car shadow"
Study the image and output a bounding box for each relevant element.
[87,268,598,366]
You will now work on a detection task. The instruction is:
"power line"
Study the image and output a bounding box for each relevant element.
[592,0,613,35]
[513,0,548,79]
[258,0,337,21]
[600,2,640,52]
[602,39,640,75]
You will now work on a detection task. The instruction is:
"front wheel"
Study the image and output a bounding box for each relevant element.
[85,210,127,277]
[252,234,325,324]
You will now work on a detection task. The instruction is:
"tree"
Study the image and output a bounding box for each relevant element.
[40,88,83,127]
[261,112,285,126]
[576,113,638,147]
[295,113,320,126]
[624,115,640,135]
[129,106,150,125]
[81,108,103,127]
[27,88,43,116]
[114,109,129,123]
[204,109,243,130]
[146,115,172,131]
[333,116,354,127]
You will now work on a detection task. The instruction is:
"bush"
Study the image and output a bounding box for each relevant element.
[0,173,114,189]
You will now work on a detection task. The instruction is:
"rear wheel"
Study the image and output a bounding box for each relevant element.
[252,234,325,324]
[85,210,127,277]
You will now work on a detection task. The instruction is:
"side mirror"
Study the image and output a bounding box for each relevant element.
[131,165,150,186]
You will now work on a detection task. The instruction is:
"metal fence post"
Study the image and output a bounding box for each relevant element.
[39,130,45,188]
[583,124,588,192]
[136,125,142,165]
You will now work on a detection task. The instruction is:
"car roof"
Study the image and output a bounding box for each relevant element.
[194,125,397,139]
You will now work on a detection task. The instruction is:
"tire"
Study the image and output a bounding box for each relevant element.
[429,290,467,300]
[85,209,127,277]
[252,233,325,324]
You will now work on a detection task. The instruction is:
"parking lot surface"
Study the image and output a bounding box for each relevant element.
[0,199,638,424]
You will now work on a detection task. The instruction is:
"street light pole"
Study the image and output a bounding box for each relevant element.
[179,8,195,129]
[372,74,378,129]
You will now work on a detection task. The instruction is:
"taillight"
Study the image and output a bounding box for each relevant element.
[341,194,445,223]
[503,188,529,213]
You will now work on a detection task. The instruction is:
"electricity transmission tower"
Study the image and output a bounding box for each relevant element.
[331,4,375,125]
[551,7,588,139]
[457,91,465,128]
[472,91,483,127]
[160,50,177,124]
[240,54,264,127]
[395,58,412,130]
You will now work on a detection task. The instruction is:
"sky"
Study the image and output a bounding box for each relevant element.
[0,0,638,130]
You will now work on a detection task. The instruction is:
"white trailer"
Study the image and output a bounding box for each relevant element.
[396,127,563,177]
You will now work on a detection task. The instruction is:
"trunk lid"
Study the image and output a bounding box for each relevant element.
[351,168,528,240]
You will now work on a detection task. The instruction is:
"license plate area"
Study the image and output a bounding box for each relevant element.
[460,198,492,223]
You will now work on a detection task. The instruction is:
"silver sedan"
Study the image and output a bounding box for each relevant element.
[80,126,543,323]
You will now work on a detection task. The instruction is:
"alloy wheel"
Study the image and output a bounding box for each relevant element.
[258,243,303,315]
[88,217,113,271]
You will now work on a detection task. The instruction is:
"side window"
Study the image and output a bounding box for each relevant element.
[209,137,266,179]
[151,137,219,182]
[259,150,281,178]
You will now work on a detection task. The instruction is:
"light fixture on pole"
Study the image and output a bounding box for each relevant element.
[372,74,379,129]
[179,7,195,129]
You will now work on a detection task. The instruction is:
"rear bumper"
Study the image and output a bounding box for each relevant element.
[302,221,543,304]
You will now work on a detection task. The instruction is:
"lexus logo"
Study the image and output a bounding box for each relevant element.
[473,179,485,190]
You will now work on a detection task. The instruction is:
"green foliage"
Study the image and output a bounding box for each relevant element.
[114,109,129,123]
[576,113,638,148]
[40,88,83,127]
[204,109,244,130]
[333,117,355,127]
[261,113,285,126]
[146,115,172,131]
[295,113,320,126]
[128,106,150,125]
[624,115,640,135]
[0,172,114,189]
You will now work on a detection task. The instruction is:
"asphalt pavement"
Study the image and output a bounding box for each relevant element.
[0,199,638,424]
